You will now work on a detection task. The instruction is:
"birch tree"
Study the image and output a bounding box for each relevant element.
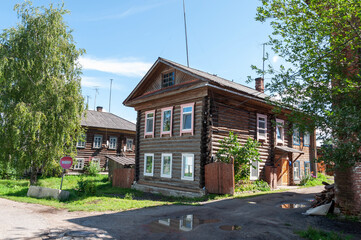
[0,1,85,184]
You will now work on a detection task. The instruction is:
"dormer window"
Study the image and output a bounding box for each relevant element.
[162,72,175,88]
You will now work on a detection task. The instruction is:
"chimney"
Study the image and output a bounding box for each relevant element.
[255,77,264,93]
[96,106,103,112]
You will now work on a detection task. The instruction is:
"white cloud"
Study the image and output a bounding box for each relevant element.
[272,55,280,63]
[79,57,152,77]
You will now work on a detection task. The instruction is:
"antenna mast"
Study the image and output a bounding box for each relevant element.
[183,0,190,67]
[109,79,113,113]
[262,43,266,79]
[93,87,99,110]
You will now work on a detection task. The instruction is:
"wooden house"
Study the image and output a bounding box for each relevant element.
[74,106,136,171]
[123,58,317,197]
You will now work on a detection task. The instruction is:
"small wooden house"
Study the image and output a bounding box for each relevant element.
[74,107,136,171]
[123,58,317,197]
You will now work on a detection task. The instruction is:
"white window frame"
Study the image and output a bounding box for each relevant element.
[257,113,267,142]
[293,128,300,145]
[250,160,259,180]
[93,135,102,149]
[304,132,310,147]
[160,107,173,136]
[304,161,311,176]
[76,133,86,148]
[180,103,195,136]
[293,161,300,180]
[161,153,172,178]
[144,153,154,176]
[91,158,100,168]
[73,158,85,170]
[276,119,284,145]
[181,153,194,180]
[179,215,193,232]
[126,138,133,151]
[144,110,155,138]
[108,136,117,150]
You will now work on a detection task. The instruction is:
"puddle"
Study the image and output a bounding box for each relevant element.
[280,203,307,209]
[145,215,219,233]
[305,198,315,202]
[219,225,242,231]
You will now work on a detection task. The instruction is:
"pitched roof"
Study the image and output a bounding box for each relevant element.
[105,155,135,165]
[158,57,269,100]
[124,57,268,105]
[81,110,136,132]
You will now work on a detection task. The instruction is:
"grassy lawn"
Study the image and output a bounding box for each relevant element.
[296,226,352,240]
[0,174,233,212]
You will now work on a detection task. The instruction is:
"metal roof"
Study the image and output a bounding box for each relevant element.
[106,155,135,165]
[158,57,269,100]
[81,110,136,132]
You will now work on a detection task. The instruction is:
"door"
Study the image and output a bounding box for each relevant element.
[277,158,290,185]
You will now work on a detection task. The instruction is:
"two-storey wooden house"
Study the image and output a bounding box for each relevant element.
[123,58,317,197]
[74,107,136,171]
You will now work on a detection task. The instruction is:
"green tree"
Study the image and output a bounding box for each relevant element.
[0,2,85,184]
[216,132,261,182]
[254,0,361,168]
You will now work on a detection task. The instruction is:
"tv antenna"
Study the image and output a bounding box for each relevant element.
[93,87,99,110]
[183,0,189,67]
[109,79,113,113]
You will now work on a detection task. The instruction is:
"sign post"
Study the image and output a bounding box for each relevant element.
[59,156,73,190]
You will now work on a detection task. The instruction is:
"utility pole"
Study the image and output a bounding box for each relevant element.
[93,87,99,110]
[109,79,113,113]
[183,0,190,67]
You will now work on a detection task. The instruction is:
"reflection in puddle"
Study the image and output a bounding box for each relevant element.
[280,203,307,208]
[219,225,242,231]
[145,215,219,233]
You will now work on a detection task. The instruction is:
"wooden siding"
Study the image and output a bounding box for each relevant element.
[76,127,135,170]
[137,99,204,190]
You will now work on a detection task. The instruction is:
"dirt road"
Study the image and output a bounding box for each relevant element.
[1,186,360,240]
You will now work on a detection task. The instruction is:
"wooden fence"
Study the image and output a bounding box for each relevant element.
[205,162,234,195]
[112,168,135,188]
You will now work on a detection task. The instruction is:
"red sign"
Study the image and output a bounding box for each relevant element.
[60,156,73,169]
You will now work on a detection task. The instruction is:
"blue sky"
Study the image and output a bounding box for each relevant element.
[0,0,280,123]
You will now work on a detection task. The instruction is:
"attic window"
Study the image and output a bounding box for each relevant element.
[162,72,174,88]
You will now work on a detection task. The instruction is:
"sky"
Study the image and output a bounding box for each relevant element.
[0,0,281,123]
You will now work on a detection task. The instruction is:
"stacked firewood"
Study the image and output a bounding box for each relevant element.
[311,182,335,208]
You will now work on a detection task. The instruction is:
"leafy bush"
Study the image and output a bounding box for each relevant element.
[77,176,97,195]
[84,161,100,176]
[236,180,270,192]
[0,163,18,180]
[124,192,134,200]
[216,132,261,182]
[300,173,332,187]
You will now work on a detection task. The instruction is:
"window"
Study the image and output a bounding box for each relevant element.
[73,158,84,170]
[144,153,154,176]
[181,153,194,180]
[144,110,155,137]
[293,128,300,145]
[161,153,172,178]
[109,136,117,150]
[93,135,102,149]
[179,215,193,231]
[161,107,173,136]
[250,160,259,180]
[91,158,100,168]
[304,161,311,176]
[158,219,170,226]
[304,132,310,147]
[126,138,133,151]
[162,72,175,88]
[180,103,194,135]
[276,119,284,145]
[76,133,86,148]
[257,114,267,141]
[293,161,300,180]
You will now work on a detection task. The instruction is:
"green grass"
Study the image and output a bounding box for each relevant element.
[299,173,333,187]
[0,175,175,211]
[296,226,353,240]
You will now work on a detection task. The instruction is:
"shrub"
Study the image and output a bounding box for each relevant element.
[216,132,261,182]
[124,192,134,200]
[300,173,332,187]
[77,175,97,195]
[84,161,100,176]
[236,180,270,192]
